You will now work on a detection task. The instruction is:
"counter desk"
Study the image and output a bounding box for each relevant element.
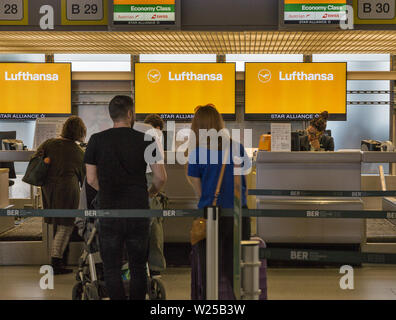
[255,151,396,245]
[0,151,35,238]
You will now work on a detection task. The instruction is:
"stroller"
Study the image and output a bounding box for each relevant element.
[72,181,166,300]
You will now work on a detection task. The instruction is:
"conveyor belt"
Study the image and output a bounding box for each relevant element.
[0,217,42,241]
[367,219,396,243]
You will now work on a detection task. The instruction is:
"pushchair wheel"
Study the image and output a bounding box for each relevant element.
[72,282,83,300]
[84,283,100,300]
[148,278,166,300]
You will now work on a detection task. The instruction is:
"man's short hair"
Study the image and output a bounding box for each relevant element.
[144,114,164,130]
[109,95,134,121]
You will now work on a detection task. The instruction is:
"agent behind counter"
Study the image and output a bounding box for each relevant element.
[300,111,334,151]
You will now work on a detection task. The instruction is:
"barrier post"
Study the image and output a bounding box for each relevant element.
[206,206,219,300]
[233,172,242,299]
[241,240,261,300]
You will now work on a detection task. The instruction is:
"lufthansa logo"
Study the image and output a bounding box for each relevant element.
[147,69,161,83]
[258,69,271,83]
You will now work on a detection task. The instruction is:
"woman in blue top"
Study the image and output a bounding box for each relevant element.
[187,104,251,300]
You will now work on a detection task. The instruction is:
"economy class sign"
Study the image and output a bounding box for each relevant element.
[135,63,235,115]
[0,63,71,114]
[245,62,346,117]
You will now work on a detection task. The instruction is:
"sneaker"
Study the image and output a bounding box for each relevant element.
[51,257,73,275]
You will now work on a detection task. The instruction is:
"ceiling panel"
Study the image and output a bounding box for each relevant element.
[0,31,396,54]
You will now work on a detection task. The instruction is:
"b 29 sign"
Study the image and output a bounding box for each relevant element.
[66,0,104,21]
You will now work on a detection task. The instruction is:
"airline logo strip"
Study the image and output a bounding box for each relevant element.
[284,0,347,24]
[113,0,175,24]
[135,63,235,117]
[245,63,346,116]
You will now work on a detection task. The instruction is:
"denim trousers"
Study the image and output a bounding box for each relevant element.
[99,217,150,300]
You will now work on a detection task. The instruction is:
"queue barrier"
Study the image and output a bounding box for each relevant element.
[231,209,396,219]
[259,248,396,265]
[0,208,204,218]
[248,189,396,197]
[2,207,396,298]
[1,208,396,219]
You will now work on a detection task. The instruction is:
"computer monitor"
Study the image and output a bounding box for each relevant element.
[0,131,16,179]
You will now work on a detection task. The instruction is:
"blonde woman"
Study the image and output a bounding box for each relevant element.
[187,104,251,300]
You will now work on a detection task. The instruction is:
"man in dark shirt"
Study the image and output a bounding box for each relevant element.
[84,95,167,300]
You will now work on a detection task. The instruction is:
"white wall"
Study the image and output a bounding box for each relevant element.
[54,54,131,71]
[226,54,304,71]
[140,54,217,62]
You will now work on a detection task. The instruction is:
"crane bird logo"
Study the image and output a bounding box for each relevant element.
[147,69,161,83]
[258,69,271,83]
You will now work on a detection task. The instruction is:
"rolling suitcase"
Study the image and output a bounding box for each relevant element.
[250,236,268,300]
[190,240,236,300]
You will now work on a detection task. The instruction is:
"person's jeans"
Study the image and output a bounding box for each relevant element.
[148,217,166,272]
[99,218,150,300]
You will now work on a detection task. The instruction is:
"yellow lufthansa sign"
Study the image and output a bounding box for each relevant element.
[0,63,71,114]
[135,63,235,115]
[245,62,346,117]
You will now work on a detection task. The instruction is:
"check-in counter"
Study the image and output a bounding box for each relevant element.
[383,197,396,211]
[0,150,35,162]
[361,151,396,211]
[256,151,365,244]
[0,168,13,234]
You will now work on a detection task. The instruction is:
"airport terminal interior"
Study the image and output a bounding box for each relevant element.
[2,0,396,300]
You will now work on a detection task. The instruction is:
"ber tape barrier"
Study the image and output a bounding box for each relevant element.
[259,248,396,265]
[2,208,396,265]
[248,189,396,197]
[0,209,204,218]
[1,208,396,219]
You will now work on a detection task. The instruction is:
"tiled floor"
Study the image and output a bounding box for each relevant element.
[1,266,396,300]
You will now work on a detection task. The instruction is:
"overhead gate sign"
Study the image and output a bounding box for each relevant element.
[354,0,396,24]
[113,0,176,25]
[284,0,347,24]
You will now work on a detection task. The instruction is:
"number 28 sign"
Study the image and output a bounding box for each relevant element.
[0,0,28,25]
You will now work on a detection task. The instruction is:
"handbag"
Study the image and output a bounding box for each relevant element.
[22,155,50,186]
[190,147,229,246]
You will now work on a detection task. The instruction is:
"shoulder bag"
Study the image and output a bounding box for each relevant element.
[190,147,229,246]
[22,154,50,186]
